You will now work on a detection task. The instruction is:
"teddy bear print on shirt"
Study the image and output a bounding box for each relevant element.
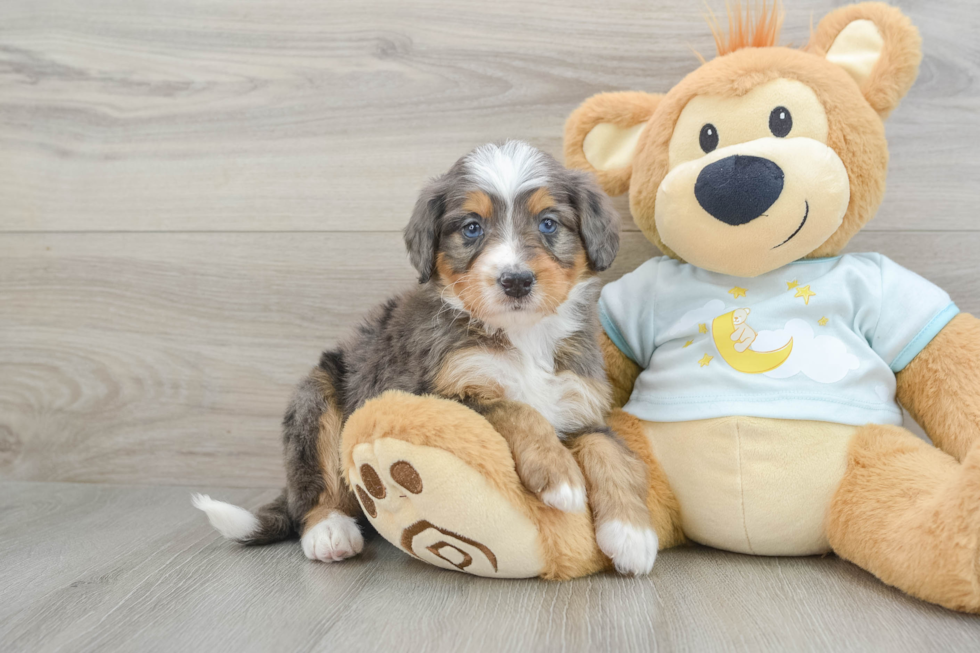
[730,308,757,353]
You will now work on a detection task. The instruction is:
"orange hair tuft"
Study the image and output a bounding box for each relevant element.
[705,0,785,57]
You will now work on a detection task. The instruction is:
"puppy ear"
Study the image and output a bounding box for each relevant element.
[404,176,448,283]
[564,91,663,197]
[568,170,620,272]
[806,3,921,119]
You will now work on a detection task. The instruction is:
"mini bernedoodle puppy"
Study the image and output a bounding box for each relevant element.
[195,141,658,575]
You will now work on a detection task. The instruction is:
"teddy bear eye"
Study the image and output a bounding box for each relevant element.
[699,123,719,153]
[769,106,792,138]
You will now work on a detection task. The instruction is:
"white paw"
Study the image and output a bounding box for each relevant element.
[541,483,587,513]
[596,520,659,576]
[191,493,258,541]
[300,512,364,562]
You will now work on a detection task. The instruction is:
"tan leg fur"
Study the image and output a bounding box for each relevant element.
[608,410,686,550]
[477,399,586,506]
[569,433,649,530]
[304,369,360,533]
[896,313,980,462]
[827,424,980,613]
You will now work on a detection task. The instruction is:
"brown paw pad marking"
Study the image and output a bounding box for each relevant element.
[390,461,423,494]
[355,485,377,518]
[401,520,498,573]
[360,463,386,499]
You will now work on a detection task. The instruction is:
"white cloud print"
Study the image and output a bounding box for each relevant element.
[755,319,859,384]
[662,299,727,340]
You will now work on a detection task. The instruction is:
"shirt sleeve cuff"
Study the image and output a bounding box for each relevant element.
[890,302,960,373]
[598,300,640,365]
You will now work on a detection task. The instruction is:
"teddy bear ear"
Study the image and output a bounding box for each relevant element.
[564,91,662,196]
[805,2,922,119]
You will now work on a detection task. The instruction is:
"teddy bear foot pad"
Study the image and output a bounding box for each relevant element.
[349,437,545,578]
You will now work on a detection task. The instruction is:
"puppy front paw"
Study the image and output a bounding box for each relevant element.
[516,450,588,513]
[596,520,658,576]
[301,512,364,562]
[541,483,587,513]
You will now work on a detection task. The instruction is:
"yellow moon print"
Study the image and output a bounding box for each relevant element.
[711,311,793,374]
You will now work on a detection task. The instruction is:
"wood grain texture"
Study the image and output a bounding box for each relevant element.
[0,0,977,232]
[2,0,980,643]
[1,231,976,486]
[1,481,978,653]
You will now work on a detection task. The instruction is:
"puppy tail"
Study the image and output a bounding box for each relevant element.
[192,490,294,545]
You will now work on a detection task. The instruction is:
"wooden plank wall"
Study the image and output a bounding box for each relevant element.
[1,0,978,487]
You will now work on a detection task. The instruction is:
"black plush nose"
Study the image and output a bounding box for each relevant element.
[498,270,535,298]
[694,155,784,226]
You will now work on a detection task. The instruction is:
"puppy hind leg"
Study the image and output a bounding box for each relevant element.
[570,431,658,575]
[284,365,364,562]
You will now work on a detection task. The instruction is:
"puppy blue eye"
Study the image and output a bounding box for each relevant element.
[539,218,558,234]
[462,222,483,239]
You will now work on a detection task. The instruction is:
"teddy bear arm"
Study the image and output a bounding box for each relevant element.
[895,313,980,461]
[600,330,641,408]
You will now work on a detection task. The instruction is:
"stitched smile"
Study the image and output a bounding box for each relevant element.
[772,200,809,249]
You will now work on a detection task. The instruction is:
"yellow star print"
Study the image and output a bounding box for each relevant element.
[786,280,799,290]
[818,317,829,326]
[683,340,694,348]
[795,284,816,305]
[698,354,713,367]
[698,323,707,334]
[728,286,747,299]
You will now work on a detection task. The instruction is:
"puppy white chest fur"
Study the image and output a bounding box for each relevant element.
[444,284,610,435]
[449,347,607,435]
[499,350,607,436]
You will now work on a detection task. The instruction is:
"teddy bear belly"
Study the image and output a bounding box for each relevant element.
[640,416,857,556]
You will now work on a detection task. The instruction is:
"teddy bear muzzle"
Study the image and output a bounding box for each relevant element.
[654,136,850,278]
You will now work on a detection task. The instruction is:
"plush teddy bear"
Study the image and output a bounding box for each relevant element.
[338,1,980,613]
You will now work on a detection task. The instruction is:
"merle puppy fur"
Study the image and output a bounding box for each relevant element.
[195,141,658,575]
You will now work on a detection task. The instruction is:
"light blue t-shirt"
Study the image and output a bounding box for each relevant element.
[599,254,959,426]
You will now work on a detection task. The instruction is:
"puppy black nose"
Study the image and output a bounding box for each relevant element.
[498,270,535,298]
[694,155,784,226]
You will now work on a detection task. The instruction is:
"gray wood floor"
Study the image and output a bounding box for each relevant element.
[2,0,979,650]
[3,481,979,653]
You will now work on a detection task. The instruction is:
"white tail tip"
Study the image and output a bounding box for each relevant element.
[192,493,259,541]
